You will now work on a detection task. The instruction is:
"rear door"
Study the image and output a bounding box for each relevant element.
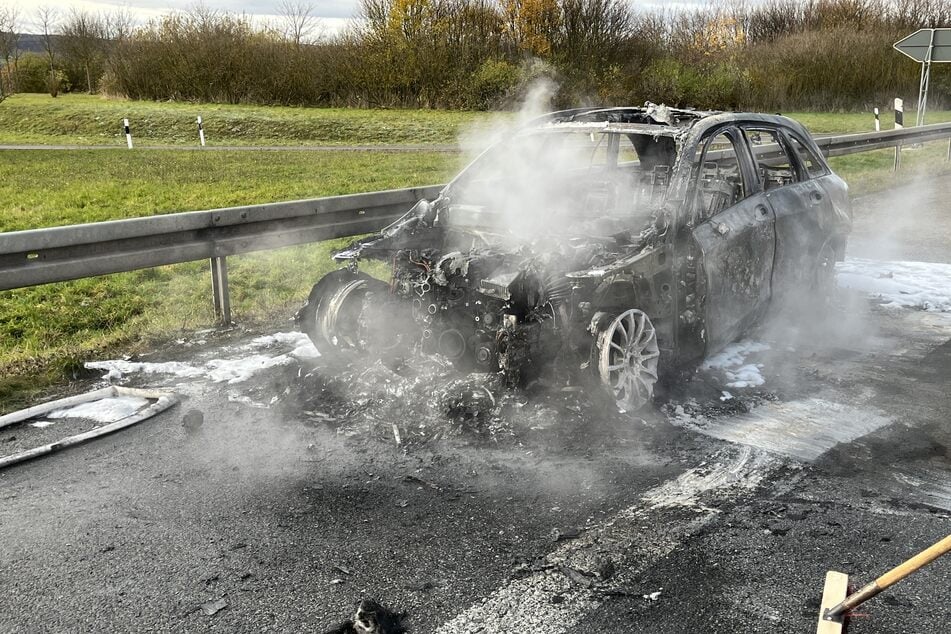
[741,126,842,294]
[689,127,776,352]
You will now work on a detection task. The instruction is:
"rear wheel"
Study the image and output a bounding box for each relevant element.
[593,309,660,412]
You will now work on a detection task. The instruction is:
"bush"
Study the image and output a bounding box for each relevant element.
[10,53,51,94]
[468,58,521,109]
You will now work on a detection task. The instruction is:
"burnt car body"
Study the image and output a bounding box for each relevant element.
[297,106,851,411]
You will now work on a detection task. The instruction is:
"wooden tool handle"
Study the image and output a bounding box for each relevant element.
[876,533,951,589]
[825,533,951,620]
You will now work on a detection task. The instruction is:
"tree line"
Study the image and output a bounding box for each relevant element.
[1,0,949,111]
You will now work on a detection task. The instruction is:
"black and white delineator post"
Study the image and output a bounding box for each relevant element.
[197,116,206,147]
[123,118,133,148]
[874,107,880,132]
[894,28,951,126]
[894,99,903,170]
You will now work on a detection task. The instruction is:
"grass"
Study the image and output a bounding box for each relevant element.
[0,149,458,231]
[8,94,951,147]
[2,94,951,410]
[785,110,951,134]
[0,93,491,147]
[829,140,951,195]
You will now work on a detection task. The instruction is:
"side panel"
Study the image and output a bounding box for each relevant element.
[767,180,826,293]
[692,193,776,352]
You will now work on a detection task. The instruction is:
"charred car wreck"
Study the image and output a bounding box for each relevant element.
[297,106,851,411]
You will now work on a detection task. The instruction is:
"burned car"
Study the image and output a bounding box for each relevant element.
[297,106,851,411]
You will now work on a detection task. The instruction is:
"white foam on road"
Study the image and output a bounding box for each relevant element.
[85,332,320,386]
[671,398,892,462]
[702,340,770,388]
[435,447,777,634]
[47,396,151,423]
[838,258,951,312]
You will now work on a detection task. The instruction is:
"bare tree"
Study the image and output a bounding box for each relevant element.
[35,5,60,97]
[0,5,21,93]
[104,7,135,42]
[278,0,318,46]
[60,8,106,92]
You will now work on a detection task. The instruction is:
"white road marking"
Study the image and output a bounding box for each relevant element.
[673,398,892,462]
[435,446,778,634]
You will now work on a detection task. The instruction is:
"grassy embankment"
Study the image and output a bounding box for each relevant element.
[1,94,949,410]
[0,93,488,146]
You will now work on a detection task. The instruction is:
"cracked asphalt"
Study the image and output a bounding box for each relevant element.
[1,182,950,633]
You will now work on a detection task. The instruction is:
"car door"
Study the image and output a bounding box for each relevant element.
[689,127,776,353]
[741,126,840,295]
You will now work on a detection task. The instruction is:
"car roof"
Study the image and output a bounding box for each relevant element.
[522,106,809,141]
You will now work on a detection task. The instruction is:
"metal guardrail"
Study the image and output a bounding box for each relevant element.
[1,123,950,323]
[816,121,951,165]
[0,184,441,321]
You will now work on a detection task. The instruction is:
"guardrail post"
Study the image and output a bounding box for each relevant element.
[894,143,902,171]
[947,137,950,161]
[210,256,232,326]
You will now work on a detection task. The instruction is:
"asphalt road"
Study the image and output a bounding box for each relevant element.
[1,186,950,633]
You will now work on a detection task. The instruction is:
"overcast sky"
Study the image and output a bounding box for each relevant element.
[1,0,710,34]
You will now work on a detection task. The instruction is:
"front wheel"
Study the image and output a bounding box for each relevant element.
[593,309,660,412]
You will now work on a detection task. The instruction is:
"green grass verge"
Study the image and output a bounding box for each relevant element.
[0,149,458,231]
[0,93,492,147]
[786,110,951,134]
[829,139,951,195]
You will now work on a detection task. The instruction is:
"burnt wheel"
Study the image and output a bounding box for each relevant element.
[298,270,382,357]
[595,309,660,412]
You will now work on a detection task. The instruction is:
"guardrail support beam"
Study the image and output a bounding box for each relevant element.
[894,143,902,171]
[210,256,232,326]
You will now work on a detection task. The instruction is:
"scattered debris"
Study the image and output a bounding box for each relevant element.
[403,580,437,592]
[559,565,596,588]
[596,558,616,581]
[322,599,407,634]
[643,590,662,601]
[200,596,229,616]
[549,527,582,542]
[182,409,204,433]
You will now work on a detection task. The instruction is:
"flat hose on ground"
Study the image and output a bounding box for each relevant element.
[0,386,178,469]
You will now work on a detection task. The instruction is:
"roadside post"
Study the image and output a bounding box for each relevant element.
[123,118,133,149]
[894,99,903,170]
[874,107,880,132]
[197,116,206,147]
[210,256,231,325]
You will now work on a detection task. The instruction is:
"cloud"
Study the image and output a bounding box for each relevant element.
[10,0,361,27]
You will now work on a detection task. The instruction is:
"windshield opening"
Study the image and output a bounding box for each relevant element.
[445,130,677,237]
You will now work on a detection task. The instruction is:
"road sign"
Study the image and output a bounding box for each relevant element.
[894,28,951,126]
[895,28,951,62]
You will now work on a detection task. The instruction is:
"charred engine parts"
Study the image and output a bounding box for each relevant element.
[298,249,567,382]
